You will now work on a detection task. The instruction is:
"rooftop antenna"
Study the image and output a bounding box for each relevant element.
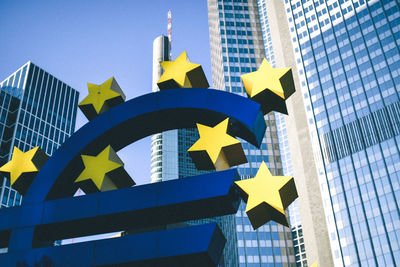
[168,10,172,60]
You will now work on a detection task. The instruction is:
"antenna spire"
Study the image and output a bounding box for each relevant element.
[168,10,172,60]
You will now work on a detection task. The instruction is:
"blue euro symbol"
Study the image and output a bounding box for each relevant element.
[0,88,266,266]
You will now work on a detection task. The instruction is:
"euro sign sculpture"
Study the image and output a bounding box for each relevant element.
[0,52,297,266]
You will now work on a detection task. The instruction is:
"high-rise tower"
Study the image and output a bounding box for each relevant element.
[150,35,176,183]
[266,0,400,266]
[150,12,238,266]
[207,0,296,266]
[0,61,79,208]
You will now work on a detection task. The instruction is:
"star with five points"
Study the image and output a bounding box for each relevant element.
[0,146,42,186]
[75,146,123,191]
[79,77,125,120]
[157,51,209,89]
[235,161,297,229]
[188,118,247,171]
[241,59,292,99]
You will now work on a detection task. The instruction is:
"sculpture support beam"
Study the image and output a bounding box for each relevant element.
[1,224,225,267]
[0,169,240,252]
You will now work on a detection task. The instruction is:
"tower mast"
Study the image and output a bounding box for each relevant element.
[167,10,172,60]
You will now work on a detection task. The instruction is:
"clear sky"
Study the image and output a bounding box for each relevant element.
[0,0,212,185]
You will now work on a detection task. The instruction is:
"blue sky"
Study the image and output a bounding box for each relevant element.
[0,0,212,185]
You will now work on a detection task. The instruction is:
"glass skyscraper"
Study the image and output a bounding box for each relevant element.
[276,0,400,266]
[207,0,296,266]
[150,35,238,266]
[151,35,176,183]
[0,61,79,208]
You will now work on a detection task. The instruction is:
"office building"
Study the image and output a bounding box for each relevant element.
[150,36,209,182]
[150,34,239,266]
[151,35,177,183]
[207,0,296,266]
[0,61,79,208]
[265,0,400,266]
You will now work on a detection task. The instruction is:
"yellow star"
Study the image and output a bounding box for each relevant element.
[157,51,209,90]
[79,77,126,120]
[0,146,48,195]
[75,145,135,193]
[235,162,298,229]
[188,118,247,171]
[241,59,295,115]
[311,262,318,267]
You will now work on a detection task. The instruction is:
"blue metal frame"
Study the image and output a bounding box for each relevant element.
[1,170,240,246]
[0,88,266,266]
[2,223,225,267]
[25,88,265,202]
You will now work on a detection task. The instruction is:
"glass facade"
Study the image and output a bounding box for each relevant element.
[0,61,79,208]
[207,0,296,266]
[282,0,400,266]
